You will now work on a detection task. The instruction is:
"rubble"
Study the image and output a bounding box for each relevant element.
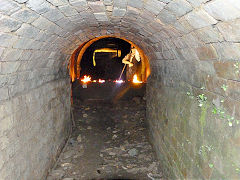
[128,148,138,156]
[47,99,163,180]
[77,135,82,142]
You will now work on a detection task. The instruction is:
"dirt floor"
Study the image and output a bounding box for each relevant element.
[47,85,163,180]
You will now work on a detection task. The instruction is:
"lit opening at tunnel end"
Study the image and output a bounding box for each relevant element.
[68,36,151,84]
[69,36,150,102]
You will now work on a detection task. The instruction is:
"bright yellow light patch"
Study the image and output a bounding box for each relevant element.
[81,75,91,83]
[133,74,142,84]
[93,48,121,66]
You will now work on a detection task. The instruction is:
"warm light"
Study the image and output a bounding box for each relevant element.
[93,80,97,82]
[98,79,105,83]
[114,80,124,84]
[133,74,142,84]
[81,75,91,83]
[93,48,121,66]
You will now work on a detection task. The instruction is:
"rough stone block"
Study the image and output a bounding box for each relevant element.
[165,0,192,17]
[15,0,28,3]
[55,17,72,28]
[1,49,23,62]
[88,1,105,13]
[194,26,224,43]
[13,37,34,49]
[227,80,240,101]
[104,0,112,6]
[58,5,79,16]
[144,0,165,15]
[19,50,32,61]
[43,7,64,22]
[0,150,5,170]
[197,61,216,75]
[34,31,50,42]
[177,18,194,33]
[214,61,240,80]
[0,0,21,16]
[195,45,218,60]
[204,0,240,21]
[112,7,126,17]
[114,0,127,8]
[0,136,9,150]
[128,0,143,8]
[0,16,22,33]
[94,12,108,21]
[0,116,13,135]
[69,0,88,12]
[185,8,217,29]
[47,0,69,6]
[0,101,12,121]
[11,8,39,23]
[0,87,9,101]
[216,19,240,42]
[213,42,240,60]
[106,5,113,12]
[158,0,172,3]
[186,0,208,8]
[205,76,227,96]
[0,33,18,48]
[0,61,21,74]
[16,23,40,39]
[157,9,177,25]
[32,16,52,31]
[172,37,186,49]
[184,33,203,47]
[0,47,4,57]
[27,0,51,14]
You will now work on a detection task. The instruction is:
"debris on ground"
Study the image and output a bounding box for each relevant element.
[132,97,141,104]
[47,99,163,180]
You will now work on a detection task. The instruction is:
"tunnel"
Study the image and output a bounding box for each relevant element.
[1,0,240,179]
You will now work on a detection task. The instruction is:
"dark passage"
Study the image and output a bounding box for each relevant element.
[47,85,163,180]
[80,38,131,80]
[47,36,159,180]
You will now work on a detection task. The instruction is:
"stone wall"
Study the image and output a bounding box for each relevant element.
[1,0,240,179]
[0,77,71,179]
[147,40,240,179]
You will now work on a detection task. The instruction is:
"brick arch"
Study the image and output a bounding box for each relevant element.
[1,0,240,179]
[68,35,150,82]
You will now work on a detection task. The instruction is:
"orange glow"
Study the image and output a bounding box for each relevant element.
[81,75,91,83]
[133,74,142,84]
[98,79,105,83]
[68,35,151,82]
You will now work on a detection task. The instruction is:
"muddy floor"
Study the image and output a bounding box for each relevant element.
[47,97,163,180]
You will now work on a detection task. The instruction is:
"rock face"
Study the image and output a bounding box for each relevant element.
[0,0,240,179]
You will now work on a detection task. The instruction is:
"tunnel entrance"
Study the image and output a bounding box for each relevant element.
[69,36,150,102]
[47,37,161,179]
[80,37,130,81]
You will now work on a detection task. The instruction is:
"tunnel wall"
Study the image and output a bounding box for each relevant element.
[147,33,240,179]
[0,1,73,178]
[0,19,71,178]
[1,0,240,179]
[0,77,71,179]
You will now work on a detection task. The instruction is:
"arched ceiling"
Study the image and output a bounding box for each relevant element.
[1,0,240,86]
